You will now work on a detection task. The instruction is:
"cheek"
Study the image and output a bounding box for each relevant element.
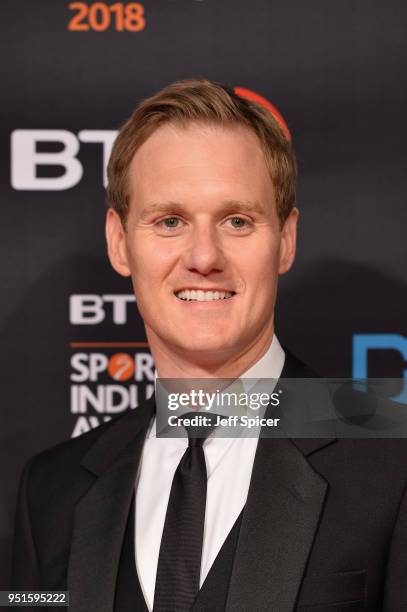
[127,239,175,288]
[236,242,280,290]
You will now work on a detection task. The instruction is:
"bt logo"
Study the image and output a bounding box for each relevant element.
[70,294,136,325]
[11,130,116,190]
[352,334,407,403]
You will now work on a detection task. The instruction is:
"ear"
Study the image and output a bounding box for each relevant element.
[105,208,131,277]
[278,207,299,275]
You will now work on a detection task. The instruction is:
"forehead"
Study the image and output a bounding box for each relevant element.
[127,122,275,210]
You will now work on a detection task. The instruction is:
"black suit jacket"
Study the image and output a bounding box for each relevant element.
[11,352,407,611]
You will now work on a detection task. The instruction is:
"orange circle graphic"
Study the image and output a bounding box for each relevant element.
[234,86,291,141]
[108,353,135,381]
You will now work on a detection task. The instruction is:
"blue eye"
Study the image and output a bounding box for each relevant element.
[228,216,248,228]
[159,217,181,229]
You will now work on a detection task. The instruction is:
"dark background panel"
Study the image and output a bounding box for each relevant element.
[1,0,406,588]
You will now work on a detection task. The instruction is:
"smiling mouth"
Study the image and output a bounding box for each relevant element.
[175,289,236,302]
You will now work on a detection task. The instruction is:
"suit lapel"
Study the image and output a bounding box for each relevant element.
[226,436,331,612]
[226,351,336,612]
[67,397,155,612]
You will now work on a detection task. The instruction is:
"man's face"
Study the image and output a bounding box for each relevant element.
[106,122,297,364]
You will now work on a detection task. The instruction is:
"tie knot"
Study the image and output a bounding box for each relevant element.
[180,411,218,447]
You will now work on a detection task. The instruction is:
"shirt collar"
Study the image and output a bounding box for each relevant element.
[239,334,285,389]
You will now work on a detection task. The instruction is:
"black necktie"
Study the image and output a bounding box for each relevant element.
[153,412,216,612]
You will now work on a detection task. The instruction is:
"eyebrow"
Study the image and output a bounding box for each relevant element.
[139,202,186,221]
[139,199,267,220]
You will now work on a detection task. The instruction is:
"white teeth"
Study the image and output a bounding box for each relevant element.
[176,289,234,301]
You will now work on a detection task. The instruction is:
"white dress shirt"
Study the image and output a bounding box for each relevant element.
[134,335,285,611]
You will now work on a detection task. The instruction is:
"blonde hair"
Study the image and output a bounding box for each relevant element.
[107,78,297,226]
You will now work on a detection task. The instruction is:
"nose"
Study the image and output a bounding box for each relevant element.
[182,222,226,275]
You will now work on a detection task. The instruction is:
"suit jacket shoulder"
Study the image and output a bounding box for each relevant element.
[11,396,155,591]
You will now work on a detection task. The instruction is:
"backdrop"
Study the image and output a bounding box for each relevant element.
[1,0,406,588]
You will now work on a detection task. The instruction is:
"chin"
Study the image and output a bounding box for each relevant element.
[174,340,225,355]
[173,335,242,359]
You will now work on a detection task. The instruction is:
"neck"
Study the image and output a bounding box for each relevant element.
[147,321,275,379]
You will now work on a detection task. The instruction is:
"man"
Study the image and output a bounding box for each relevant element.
[12,79,407,611]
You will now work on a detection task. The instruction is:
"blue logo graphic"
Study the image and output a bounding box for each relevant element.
[352,334,407,403]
